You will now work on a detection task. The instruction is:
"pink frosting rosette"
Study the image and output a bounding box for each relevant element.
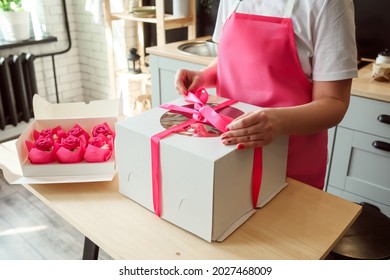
[84,122,115,162]
[32,126,66,142]
[25,123,115,164]
[25,126,65,164]
[55,134,87,163]
[55,124,90,163]
[92,122,114,139]
[66,124,90,142]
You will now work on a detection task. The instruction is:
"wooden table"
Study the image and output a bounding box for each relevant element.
[20,175,361,260]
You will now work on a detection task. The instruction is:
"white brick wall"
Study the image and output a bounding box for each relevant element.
[74,0,111,102]
[72,0,140,109]
[0,0,138,105]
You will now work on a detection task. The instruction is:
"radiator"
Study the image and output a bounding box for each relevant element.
[0,53,37,130]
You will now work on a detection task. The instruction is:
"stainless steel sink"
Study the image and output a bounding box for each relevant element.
[177,40,218,57]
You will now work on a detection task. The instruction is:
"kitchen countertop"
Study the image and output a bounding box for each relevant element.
[147,36,215,66]
[351,63,390,103]
[147,39,389,103]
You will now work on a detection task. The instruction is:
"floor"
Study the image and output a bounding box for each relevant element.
[0,170,112,260]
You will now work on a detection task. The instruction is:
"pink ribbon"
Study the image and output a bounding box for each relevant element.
[150,88,262,217]
[160,89,235,133]
[252,147,263,207]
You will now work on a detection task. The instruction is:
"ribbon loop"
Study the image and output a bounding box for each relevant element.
[161,88,234,134]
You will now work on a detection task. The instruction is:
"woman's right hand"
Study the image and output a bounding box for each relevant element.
[174,69,204,95]
[175,58,219,95]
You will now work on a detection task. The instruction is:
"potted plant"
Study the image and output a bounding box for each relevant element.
[0,0,31,41]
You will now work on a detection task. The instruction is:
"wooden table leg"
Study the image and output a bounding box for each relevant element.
[82,237,99,260]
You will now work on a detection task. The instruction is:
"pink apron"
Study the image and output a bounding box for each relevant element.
[217,0,327,189]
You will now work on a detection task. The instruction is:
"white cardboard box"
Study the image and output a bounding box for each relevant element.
[115,95,288,242]
[0,94,120,184]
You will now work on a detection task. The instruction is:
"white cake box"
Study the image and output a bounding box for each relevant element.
[0,94,120,184]
[115,95,288,242]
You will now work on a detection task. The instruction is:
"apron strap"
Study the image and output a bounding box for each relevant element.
[228,0,242,19]
[229,0,295,19]
[283,0,295,18]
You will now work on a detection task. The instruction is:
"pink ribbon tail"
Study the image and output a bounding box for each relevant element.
[150,89,247,217]
[151,118,197,217]
[151,135,162,217]
[251,147,263,208]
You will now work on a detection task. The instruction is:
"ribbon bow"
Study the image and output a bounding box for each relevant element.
[160,88,235,133]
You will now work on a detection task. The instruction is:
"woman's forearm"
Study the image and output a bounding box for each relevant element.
[270,79,352,136]
[199,58,219,88]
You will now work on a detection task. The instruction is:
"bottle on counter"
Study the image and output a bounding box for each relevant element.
[375,49,390,64]
[372,49,390,82]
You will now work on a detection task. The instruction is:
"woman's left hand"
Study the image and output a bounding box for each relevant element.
[220,109,281,149]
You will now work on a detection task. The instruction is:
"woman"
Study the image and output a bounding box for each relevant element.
[175,0,358,189]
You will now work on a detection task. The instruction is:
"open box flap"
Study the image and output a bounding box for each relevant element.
[33,94,123,120]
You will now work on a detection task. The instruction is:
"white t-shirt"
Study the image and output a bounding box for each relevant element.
[212,0,358,81]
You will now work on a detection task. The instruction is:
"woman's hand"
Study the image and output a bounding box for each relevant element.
[221,109,282,149]
[175,58,219,95]
[220,79,353,150]
[175,69,204,95]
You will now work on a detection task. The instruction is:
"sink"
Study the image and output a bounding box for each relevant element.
[177,40,218,57]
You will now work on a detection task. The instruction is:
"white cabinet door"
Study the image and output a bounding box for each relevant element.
[325,126,336,188]
[149,55,215,107]
[327,95,390,217]
[328,126,390,216]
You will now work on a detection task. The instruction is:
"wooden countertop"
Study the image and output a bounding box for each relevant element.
[147,39,389,103]
[21,175,361,260]
[0,134,361,260]
[351,63,390,102]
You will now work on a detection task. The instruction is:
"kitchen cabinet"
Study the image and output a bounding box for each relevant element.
[326,66,390,217]
[324,126,336,186]
[149,55,199,106]
[149,54,216,107]
[147,38,215,107]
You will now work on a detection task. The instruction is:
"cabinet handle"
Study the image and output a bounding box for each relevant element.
[372,140,390,152]
[378,114,390,125]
